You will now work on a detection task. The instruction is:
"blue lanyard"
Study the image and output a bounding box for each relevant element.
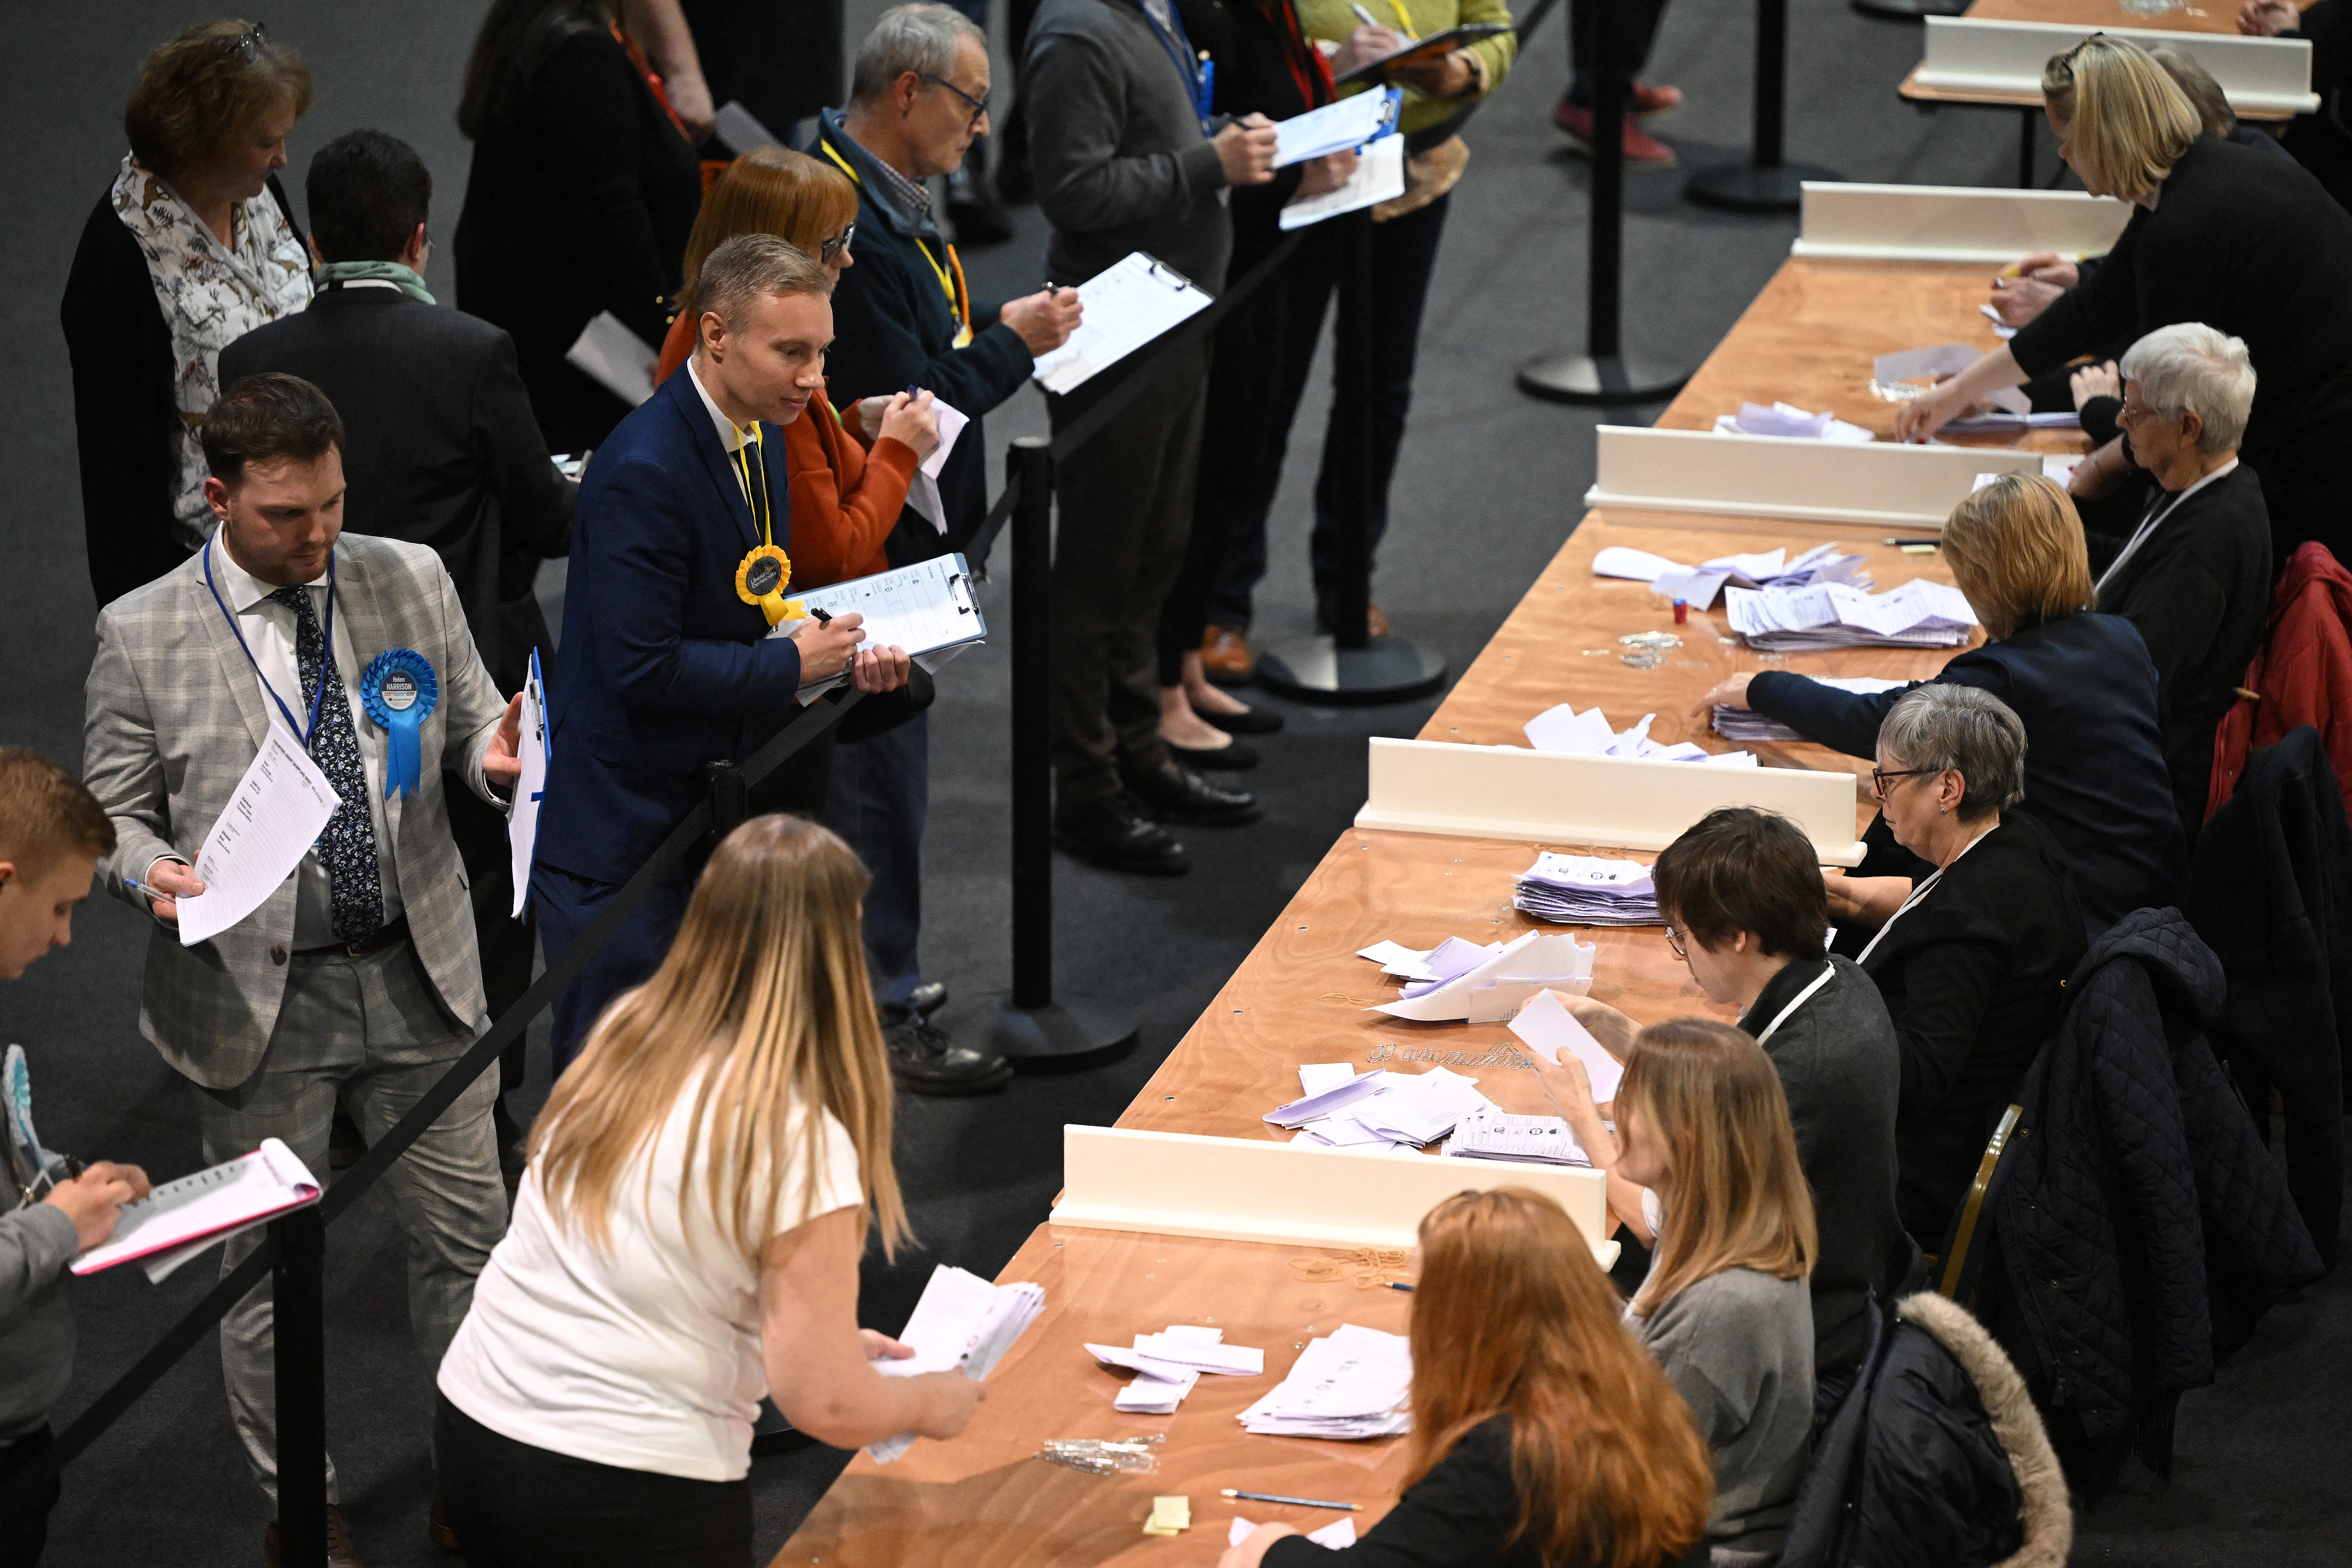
[1135,0,1213,133]
[201,536,338,750]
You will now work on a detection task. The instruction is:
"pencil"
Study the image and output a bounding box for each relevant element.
[1223,1489,1360,1511]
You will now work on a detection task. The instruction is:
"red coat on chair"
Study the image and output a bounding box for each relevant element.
[2207,542,2352,820]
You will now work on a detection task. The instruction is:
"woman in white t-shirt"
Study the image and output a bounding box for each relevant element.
[434,815,985,1566]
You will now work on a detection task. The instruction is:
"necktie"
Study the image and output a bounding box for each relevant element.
[268,586,385,944]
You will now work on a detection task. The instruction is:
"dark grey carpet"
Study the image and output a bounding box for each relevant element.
[3,1,2342,1563]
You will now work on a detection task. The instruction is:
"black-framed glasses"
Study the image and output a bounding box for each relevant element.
[922,73,991,128]
[1869,766,1934,800]
[819,223,856,263]
[1663,925,1688,960]
[222,20,268,62]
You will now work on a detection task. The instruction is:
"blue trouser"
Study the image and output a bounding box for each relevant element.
[820,710,929,1014]
[532,860,696,1075]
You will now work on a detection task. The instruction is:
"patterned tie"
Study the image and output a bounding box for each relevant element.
[268,586,385,943]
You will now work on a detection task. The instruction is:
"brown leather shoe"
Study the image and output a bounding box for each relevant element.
[1200,625,1254,686]
[265,1504,367,1568]
[428,1499,459,1552]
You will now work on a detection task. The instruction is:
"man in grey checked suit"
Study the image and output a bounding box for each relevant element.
[81,374,520,1561]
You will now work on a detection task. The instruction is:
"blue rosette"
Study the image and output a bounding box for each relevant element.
[359,648,439,800]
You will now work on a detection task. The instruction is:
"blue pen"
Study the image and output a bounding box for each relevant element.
[1389,1281,1415,1292]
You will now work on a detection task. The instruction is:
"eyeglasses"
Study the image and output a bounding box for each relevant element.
[1869,766,1935,800]
[819,223,855,263]
[923,73,991,129]
[1663,925,1688,960]
[221,20,269,63]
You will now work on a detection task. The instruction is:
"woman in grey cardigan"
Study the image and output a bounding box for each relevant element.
[1541,1019,1818,1566]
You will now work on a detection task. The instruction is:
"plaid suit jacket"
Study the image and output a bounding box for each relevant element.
[83,533,509,1089]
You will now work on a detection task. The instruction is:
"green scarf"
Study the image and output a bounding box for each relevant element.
[317,260,436,304]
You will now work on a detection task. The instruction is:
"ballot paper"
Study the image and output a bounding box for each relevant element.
[1269,1065,1494,1149]
[1591,541,1871,613]
[73,1137,321,1283]
[904,398,970,534]
[868,1264,1045,1463]
[1940,410,2083,432]
[1091,1324,1234,1411]
[1871,344,2029,416]
[1265,1070,1410,1128]
[1977,302,2019,341]
[1512,852,1661,927]
[508,650,549,920]
[174,726,341,947]
[1506,989,1626,1103]
[1272,88,1402,167]
[1711,675,1910,742]
[1724,578,1977,652]
[1442,1106,1592,1167]
[781,553,986,696]
[1030,251,1213,394]
[1232,1517,1359,1550]
[1238,1324,1412,1439]
[1280,132,1408,231]
[564,310,659,408]
[1131,1334,1265,1376]
[1523,705,1755,767]
[1372,929,1597,1023]
[1710,402,1875,443]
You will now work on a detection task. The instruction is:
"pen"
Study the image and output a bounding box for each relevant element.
[1350,2,1381,24]
[1883,537,1942,548]
[1224,1489,1361,1512]
[810,607,834,626]
[1388,1281,1415,1291]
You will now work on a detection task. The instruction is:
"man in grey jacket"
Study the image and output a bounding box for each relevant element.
[1024,0,1278,874]
[1,747,151,1566]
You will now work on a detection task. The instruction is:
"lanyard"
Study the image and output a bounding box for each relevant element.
[1753,963,1837,1045]
[201,535,337,750]
[818,136,971,342]
[1854,825,1994,966]
[1136,0,1213,133]
[2093,460,2236,594]
[732,423,777,546]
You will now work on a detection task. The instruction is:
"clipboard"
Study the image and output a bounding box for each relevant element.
[1028,252,1214,396]
[1334,22,1510,87]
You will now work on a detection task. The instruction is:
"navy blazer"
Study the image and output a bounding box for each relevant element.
[536,368,801,884]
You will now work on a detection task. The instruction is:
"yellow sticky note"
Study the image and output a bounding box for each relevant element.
[1142,1522,1179,1536]
[1150,1496,1191,1532]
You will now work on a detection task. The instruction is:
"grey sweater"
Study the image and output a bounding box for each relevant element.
[1631,1267,1815,1556]
[2,1114,79,1439]
[1022,0,1235,293]
[1739,955,1920,1379]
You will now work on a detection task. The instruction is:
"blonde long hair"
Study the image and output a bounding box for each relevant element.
[530,815,910,1261]
[1407,1189,1713,1568]
[2043,35,2201,204]
[1623,1019,1816,1318]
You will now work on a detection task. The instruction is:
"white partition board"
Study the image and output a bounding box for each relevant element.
[1353,737,1868,866]
[1792,182,2133,264]
[1587,426,2041,529]
[1916,19,2315,116]
[1051,1125,1617,1265]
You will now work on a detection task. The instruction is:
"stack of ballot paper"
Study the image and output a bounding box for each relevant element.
[1088,1325,1262,1414]
[1711,401,1874,443]
[1442,1107,1591,1166]
[1506,989,1627,1103]
[1711,675,1911,741]
[1267,1063,1496,1152]
[1512,852,1661,926]
[868,1264,1046,1462]
[1233,1517,1358,1550]
[1592,541,1872,613]
[1355,929,1598,1022]
[1238,1324,1412,1439]
[1524,705,1755,767]
[1724,578,1977,652]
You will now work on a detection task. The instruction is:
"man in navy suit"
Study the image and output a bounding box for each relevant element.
[531,235,910,1069]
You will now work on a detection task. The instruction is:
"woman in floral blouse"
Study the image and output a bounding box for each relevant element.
[61,18,315,609]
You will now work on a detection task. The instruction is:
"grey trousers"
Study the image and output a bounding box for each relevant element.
[1046,341,1210,806]
[195,936,507,1504]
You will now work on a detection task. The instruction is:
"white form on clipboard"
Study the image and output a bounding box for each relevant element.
[1028,252,1213,396]
[776,553,987,698]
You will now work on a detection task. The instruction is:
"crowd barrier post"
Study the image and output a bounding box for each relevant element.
[1686,0,1842,213]
[1518,0,1689,405]
[988,437,1140,1065]
[1255,209,1447,704]
[271,1205,329,1568]
[702,757,749,840]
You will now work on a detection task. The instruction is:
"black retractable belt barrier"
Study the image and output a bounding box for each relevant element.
[273,1207,328,1568]
[1518,0,1689,404]
[1685,0,1842,213]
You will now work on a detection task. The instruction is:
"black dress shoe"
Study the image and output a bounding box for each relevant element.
[1201,703,1284,735]
[1122,757,1262,826]
[910,980,949,1019]
[1055,796,1190,875]
[885,1018,1014,1095]
[1168,736,1258,770]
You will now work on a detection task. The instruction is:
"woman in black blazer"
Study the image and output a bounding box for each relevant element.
[453,0,703,454]
[1834,685,2088,1250]
[1697,474,2187,936]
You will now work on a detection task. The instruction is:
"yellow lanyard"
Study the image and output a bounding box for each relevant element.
[819,137,973,347]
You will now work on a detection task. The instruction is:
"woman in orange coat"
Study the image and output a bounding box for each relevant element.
[656,146,938,587]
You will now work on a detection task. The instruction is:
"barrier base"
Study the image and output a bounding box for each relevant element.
[1685,161,1842,215]
[991,995,1139,1068]
[1254,634,1449,706]
[1516,351,1689,407]
[1850,0,1965,18]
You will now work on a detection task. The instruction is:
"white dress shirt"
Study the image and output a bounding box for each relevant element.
[185,537,407,947]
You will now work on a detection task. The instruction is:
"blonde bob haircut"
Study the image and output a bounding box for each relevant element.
[682,147,861,307]
[2043,35,2201,204]
[1940,473,2097,641]
[1621,1019,1817,1320]
[530,815,910,1263]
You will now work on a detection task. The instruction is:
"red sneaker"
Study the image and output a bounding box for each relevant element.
[1632,81,1684,118]
[1550,104,1679,170]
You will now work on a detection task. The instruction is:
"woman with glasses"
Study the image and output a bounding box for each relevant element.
[453,0,704,454]
[61,19,315,610]
[1696,473,2185,936]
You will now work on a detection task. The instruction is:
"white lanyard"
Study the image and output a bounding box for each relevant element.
[1754,963,1836,1044]
[1854,825,1994,966]
[2094,459,2236,594]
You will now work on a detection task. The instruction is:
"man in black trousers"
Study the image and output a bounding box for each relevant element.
[219,129,576,1166]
